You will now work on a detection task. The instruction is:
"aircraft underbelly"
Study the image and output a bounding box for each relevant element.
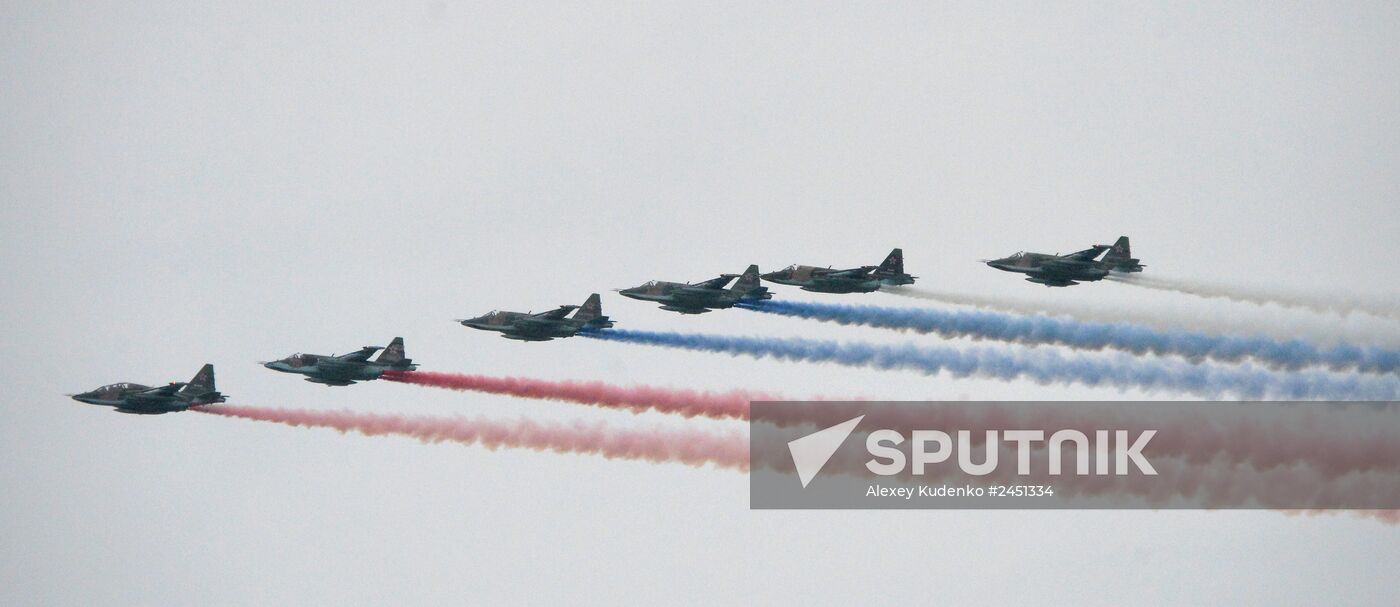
[502,334,554,341]
[659,305,710,314]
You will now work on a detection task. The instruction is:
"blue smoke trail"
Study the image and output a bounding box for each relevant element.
[579,328,1400,400]
[735,300,1400,374]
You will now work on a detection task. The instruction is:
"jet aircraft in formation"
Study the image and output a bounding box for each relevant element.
[70,364,225,414]
[262,337,417,386]
[69,239,1149,410]
[617,264,771,314]
[459,293,613,341]
[984,246,1111,287]
[761,248,915,293]
[985,235,1144,287]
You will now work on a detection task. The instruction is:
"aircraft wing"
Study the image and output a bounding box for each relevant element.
[1039,247,1107,272]
[1062,246,1109,262]
[824,266,876,279]
[513,307,577,330]
[137,383,185,398]
[527,305,578,321]
[336,346,380,362]
[690,275,736,290]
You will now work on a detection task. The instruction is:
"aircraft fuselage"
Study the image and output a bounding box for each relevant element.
[985,252,1109,287]
[262,354,406,385]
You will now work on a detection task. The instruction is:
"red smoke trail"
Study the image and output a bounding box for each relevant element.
[192,405,1397,521]
[381,370,777,421]
[192,404,749,470]
[382,373,1400,477]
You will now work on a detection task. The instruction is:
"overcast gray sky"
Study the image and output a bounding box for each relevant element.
[4,2,1399,604]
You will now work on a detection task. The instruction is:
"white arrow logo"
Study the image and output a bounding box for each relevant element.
[787,415,864,488]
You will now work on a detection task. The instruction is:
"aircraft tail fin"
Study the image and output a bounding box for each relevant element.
[180,364,216,395]
[730,264,771,300]
[1100,235,1144,271]
[873,247,916,285]
[374,337,415,369]
[876,248,904,276]
[179,364,224,402]
[572,293,614,328]
[1103,236,1131,261]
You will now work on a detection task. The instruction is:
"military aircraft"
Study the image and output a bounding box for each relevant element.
[262,337,417,386]
[983,244,1111,287]
[761,248,915,293]
[1099,236,1145,273]
[69,364,225,414]
[459,293,614,341]
[617,264,771,314]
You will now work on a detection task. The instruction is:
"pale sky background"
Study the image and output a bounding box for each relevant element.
[3,2,1399,604]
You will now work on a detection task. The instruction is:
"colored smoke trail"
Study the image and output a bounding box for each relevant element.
[881,286,1400,347]
[192,404,748,470]
[382,370,1400,476]
[1106,274,1400,320]
[191,406,1399,518]
[737,300,1400,374]
[381,370,767,420]
[580,329,1400,400]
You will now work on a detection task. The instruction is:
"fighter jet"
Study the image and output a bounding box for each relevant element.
[69,364,225,414]
[984,245,1111,287]
[761,248,915,294]
[617,264,771,314]
[262,337,417,386]
[459,293,614,341]
[1099,236,1145,273]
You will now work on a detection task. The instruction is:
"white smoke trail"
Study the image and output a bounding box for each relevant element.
[882,286,1400,347]
[1106,274,1400,320]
